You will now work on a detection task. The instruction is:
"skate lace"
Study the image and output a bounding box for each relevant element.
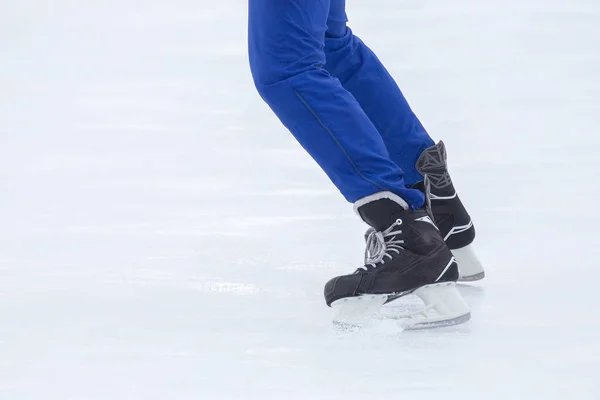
[359,219,405,271]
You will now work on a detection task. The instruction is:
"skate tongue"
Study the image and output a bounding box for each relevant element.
[416,140,448,174]
[416,141,455,197]
[354,191,408,231]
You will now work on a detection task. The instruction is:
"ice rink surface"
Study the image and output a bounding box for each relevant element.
[2,0,600,398]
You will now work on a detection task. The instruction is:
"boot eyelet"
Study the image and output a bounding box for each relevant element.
[396,218,403,225]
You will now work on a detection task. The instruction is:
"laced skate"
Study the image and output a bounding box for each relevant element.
[324,191,470,330]
[416,141,485,281]
[361,220,405,270]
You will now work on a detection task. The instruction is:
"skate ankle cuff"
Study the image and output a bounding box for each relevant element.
[353,191,409,215]
[353,191,410,230]
[416,140,448,172]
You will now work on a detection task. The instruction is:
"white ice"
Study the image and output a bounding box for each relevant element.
[2,0,600,399]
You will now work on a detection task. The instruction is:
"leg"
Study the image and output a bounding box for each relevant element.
[324,0,434,186]
[324,3,485,282]
[248,0,424,207]
[325,190,470,329]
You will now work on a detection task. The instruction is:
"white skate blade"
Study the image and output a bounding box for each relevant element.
[330,282,470,330]
[385,282,471,330]
[330,294,389,328]
[405,282,471,329]
[453,245,485,282]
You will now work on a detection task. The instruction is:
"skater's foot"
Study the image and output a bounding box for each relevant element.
[324,191,470,329]
[415,141,484,281]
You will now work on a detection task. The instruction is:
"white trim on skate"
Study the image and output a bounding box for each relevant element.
[353,191,409,214]
[434,257,456,282]
[430,192,458,200]
[443,220,473,241]
[415,215,439,230]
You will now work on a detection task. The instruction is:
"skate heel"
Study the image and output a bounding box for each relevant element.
[452,245,485,282]
[401,282,471,330]
[330,294,388,327]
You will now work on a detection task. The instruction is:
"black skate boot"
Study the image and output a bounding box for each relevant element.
[324,191,470,329]
[415,141,485,281]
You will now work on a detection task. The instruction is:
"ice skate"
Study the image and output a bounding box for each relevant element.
[324,191,470,330]
[415,141,485,281]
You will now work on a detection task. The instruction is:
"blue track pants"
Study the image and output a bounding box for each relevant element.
[248,0,435,208]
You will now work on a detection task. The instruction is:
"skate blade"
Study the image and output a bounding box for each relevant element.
[330,282,470,330]
[453,245,485,282]
[380,282,471,330]
[330,294,389,328]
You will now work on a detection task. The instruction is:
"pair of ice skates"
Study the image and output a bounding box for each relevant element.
[324,141,484,330]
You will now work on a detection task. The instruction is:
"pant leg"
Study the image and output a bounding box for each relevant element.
[325,0,434,186]
[248,0,423,207]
